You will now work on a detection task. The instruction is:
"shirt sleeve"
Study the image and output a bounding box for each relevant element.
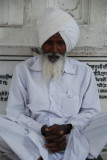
[67,69,101,130]
[6,64,43,134]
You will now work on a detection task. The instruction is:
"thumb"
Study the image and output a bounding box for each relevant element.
[60,130,64,135]
[45,128,49,131]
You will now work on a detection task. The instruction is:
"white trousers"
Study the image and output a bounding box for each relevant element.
[0,112,107,160]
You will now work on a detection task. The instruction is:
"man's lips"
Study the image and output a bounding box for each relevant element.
[48,55,59,62]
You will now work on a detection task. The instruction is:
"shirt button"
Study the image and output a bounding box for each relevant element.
[67,94,72,98]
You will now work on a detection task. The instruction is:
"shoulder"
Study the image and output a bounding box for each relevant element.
[13,56,41,81]
[16,56,36,69]
[66,58,96,88]
[12,56,40,85]
[15,56,39,72]
[67,57,93,74]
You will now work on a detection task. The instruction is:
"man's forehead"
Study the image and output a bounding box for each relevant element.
[46,32,65,42]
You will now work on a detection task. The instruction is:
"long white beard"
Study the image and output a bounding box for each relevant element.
[42,53,65,82]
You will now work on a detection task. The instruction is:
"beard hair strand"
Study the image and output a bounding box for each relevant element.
[42,54,65,82]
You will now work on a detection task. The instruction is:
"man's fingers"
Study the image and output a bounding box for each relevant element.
[60,130,64,135]
[44,142,57,149]
[44,136,66,148]
[56,135,67,143]
[44,135,67,152]
[46,125,57,132]
[44,124,67,135]
[48,140,67,153]
[45,134,66,144]
[37,156,43,160]
[45,134,61,141]
[45,128,49,131]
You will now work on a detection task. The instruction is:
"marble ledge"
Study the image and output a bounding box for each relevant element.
[0,46,106,57]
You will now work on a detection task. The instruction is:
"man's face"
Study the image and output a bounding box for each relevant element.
[42,32,66,63]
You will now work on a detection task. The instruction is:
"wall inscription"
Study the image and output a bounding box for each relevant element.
[87,63,107,98]
[0,74,11,102]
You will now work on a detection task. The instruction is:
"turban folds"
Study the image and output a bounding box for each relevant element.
[36,8,79,53]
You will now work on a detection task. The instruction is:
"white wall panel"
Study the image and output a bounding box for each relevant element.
[8,0,24,26]
[104,0,107,46]
[0,0,24,26]
[0,0,8,25]
[55,0,90,25]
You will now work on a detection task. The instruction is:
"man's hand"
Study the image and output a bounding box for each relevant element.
[41,124,72,153]
[44,132,67,153]
[37,156,43,160]
[41,124,72,137]
[45,124,72,136]
[41,125,48,137]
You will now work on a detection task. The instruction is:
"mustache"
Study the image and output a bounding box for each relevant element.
[43,52,63,58]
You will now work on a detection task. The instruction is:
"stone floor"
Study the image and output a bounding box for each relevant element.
[100,152,107,160]
[0,152,106,160]
[0,153,11,160]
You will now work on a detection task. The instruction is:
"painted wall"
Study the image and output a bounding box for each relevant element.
[0,0,107,113]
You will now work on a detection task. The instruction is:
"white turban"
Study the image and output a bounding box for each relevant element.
[36,8,79,53]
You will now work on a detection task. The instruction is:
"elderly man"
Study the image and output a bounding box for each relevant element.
[0,7,106,160]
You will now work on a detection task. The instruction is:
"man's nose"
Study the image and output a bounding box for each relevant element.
[51,43,58,53]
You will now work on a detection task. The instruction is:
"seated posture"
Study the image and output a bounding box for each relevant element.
[0,8,107,160]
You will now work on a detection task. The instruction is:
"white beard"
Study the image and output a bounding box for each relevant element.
[42,53,65,82]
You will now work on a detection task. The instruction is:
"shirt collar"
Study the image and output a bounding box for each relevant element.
[29,56,77,75]
[29,56,42,71]
[63,57,77,75]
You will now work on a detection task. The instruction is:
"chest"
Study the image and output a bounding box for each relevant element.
[26,72,85,116]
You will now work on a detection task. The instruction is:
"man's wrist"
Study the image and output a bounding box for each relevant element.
[41,125,48,136]
[65,124,72,134]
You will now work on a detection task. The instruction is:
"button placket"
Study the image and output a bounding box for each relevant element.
[67,89,73,98]
[49,81,56,110]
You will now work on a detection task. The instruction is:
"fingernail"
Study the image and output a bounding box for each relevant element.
[46,128,49,131]
[60,131,64,134]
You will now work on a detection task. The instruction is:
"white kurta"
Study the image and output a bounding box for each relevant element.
[0,56,106,160]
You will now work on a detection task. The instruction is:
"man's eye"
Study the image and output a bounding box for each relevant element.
[44,40,52,45]
[57,41,64,46]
